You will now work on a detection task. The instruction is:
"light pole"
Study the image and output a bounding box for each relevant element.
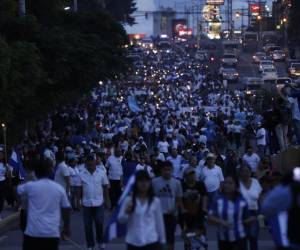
[282,17,288,50]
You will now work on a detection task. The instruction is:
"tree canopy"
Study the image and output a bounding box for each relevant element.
[0,0,129,140]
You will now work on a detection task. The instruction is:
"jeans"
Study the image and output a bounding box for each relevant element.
[82,205,104,248]
[257,144,266,159]
[275,124,288,151]
[292,119,300,145]
[109,180,122,209]
[246,210,259,250]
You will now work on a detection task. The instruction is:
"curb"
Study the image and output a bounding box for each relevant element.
[0,212,19,230]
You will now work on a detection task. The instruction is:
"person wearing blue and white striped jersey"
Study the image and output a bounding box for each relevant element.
[208,175,255,250]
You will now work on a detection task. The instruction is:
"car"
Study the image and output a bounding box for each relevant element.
[267,46,282,56]
[288,63,300,78]
[286,59,300,72]
[259,60,275,72]
[220,67,239,82]
[221,53,238,66]
[261,68,278,80]
[253,52,266,63]
[263,43,276,52]
[195,50,208,61]
[244,77,263,96]
[272,50,286,61]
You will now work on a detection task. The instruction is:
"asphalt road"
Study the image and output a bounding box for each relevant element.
[0,210,275,250]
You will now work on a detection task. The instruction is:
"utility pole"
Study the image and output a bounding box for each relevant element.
[19,0,26,16]
[227,0,233,38]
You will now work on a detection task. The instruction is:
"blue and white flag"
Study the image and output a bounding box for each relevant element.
[8,150,27,180]
[105,174,136,242]
[128,95,142,113]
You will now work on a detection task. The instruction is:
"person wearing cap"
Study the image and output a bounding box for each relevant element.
[180,167,208,236]
[201,153,224,205]
[79,155,110,250]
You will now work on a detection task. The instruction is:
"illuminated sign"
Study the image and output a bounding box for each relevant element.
[206,0,224,5]
[250,3,264,16]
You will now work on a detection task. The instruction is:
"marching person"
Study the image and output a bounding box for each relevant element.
[208,175,255,250]
[239,165,262,250]
[17,159,71,250]
[106,148,123,209]
[80,155,110,250]
[118,170,166,250]
[152,161,183,250]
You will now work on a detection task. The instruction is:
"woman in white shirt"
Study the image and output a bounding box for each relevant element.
[239,165,262,250]
[118,170,166,250]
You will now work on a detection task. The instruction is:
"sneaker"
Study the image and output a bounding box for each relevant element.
[98,243,106,250]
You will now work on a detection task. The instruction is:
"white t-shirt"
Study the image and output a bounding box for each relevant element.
[240,178,262,210]
[256,128,267,146]
[17,179,70,238]
[202,165,224,192]
[157,141,169,154]
[106,155,123,180]
[166,155,182,179]
[54,161,70,190]
[69,166,81,187]
[242,153,260,173]
[79,168,109,207]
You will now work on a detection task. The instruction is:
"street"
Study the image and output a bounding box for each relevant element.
[0,211,275,250]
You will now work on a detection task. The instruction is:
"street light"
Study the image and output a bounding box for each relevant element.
[257,15,262,20]
[282,17,287,23]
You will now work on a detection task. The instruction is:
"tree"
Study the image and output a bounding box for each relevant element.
[105,0,137,25]
[287,0,300,46]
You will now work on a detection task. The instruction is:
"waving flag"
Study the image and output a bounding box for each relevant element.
[105,174,136,242]
[8,150,27,180]
[128,96,142,113]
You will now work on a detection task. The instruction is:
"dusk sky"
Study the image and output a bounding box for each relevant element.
[125,0,273,36]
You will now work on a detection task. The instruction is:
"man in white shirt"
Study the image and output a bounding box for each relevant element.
[166,149,183,179]
[18,159,71,250]
[201,153,224,204]
[54,152,70,195]
[106,149,123,209]
[242,146,261,173]
[80,155,110,250]
[157,137,169,155]
[256,122,267,158]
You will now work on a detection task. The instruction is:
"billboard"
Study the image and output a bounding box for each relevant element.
[206,0,224,5]
[172,19,188,36]
[249,3,264,16]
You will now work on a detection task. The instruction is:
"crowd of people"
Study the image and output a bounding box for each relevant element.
[0,42,299,250]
